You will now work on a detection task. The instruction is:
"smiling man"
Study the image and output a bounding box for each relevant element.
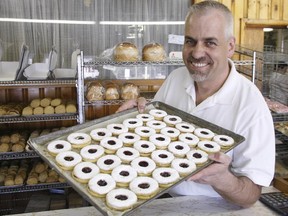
[116,1,275,208]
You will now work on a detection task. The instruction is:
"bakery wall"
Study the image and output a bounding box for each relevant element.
[195,0,288,52]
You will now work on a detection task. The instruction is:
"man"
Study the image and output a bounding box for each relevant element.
[117,1,275,208]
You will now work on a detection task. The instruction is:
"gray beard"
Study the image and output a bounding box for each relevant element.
[191,72,208,82]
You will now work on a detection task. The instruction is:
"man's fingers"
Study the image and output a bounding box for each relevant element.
[137,97,147,113]
[208,152,231,165]
[115,99,137,113]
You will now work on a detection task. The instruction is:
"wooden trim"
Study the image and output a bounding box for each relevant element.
[242,18,288,28]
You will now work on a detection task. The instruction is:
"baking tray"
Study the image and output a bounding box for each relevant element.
[28,101,245,216]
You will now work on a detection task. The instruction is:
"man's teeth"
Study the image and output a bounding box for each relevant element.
[192,62,207,67]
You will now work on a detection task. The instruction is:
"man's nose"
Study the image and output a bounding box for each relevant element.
[191,43,205,59]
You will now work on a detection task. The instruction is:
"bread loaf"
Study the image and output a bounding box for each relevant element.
[114,42,139,62]
[105,82,120,100]
[142,42,166,61]
[86,82,105,101]
[120,83,140,100]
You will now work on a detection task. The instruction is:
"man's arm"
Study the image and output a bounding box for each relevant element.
[189,152,261,208]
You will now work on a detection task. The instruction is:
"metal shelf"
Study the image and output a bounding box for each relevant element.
[0,79,77,88]
[83,59,185,67]
[272,113,288,123]
[276,143,288,159]
[0,182,70,194]
[0,151,39,160]
[0,113,78,123]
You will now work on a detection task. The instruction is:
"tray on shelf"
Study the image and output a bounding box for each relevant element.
[28,101,245,216]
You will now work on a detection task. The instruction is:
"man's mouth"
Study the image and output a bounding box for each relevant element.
[192,62,208,68]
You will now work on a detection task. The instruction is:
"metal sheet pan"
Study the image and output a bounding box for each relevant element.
[28,101,245,216]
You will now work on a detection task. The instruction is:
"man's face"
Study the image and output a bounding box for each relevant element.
[182,10,235,82]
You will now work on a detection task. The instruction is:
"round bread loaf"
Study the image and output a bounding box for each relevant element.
[105,82,120,100]
[120,83,140,100]
[114,42,139,62]
[86,82,105,101]
[142,43,166,61]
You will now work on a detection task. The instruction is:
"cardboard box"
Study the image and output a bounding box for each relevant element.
[274,176,288,193]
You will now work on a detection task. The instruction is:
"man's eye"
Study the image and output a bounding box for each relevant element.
[206,41,217,47]
[185,39,195,46]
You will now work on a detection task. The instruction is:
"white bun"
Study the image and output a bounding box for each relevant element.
[114,42,139,62]
[142,43,166,61]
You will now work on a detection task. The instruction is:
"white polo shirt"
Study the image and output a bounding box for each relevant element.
[154,59,275,197]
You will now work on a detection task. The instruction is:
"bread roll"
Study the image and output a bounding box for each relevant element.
[114,42,139,62]
[27,175,38,185]
[66,103,77,113]
[14,174,24,185]
[55,104,66,114]
[29,130,40,138]
[10,133,21,143]
[0,143,11,152]
[58,176,66,183]
[4,174,15,186]
[33,107,44,115]
[51,98,62,107]
[120,83,140,100]
[22,106,33,116]
[30,99,40,108]
[46,175,58,183]
[0,173,5,185]
[142,42,166,61]
[40,98,51,107]
[86,82,105,101]
[105,82,120,100]
[1,135,10,143]
[35,162,47,174]
[44,105,54,114]
[0,106,8,115]
[11,143,25,152]
[38,171,48,183]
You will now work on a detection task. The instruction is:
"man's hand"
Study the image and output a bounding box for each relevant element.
[188,152,231,185]
[188,152,261,208]
[116,97,147,113]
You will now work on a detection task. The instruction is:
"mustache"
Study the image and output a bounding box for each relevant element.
[188,56,207,63]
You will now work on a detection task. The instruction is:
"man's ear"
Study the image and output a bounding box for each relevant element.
[227,36,236,58]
